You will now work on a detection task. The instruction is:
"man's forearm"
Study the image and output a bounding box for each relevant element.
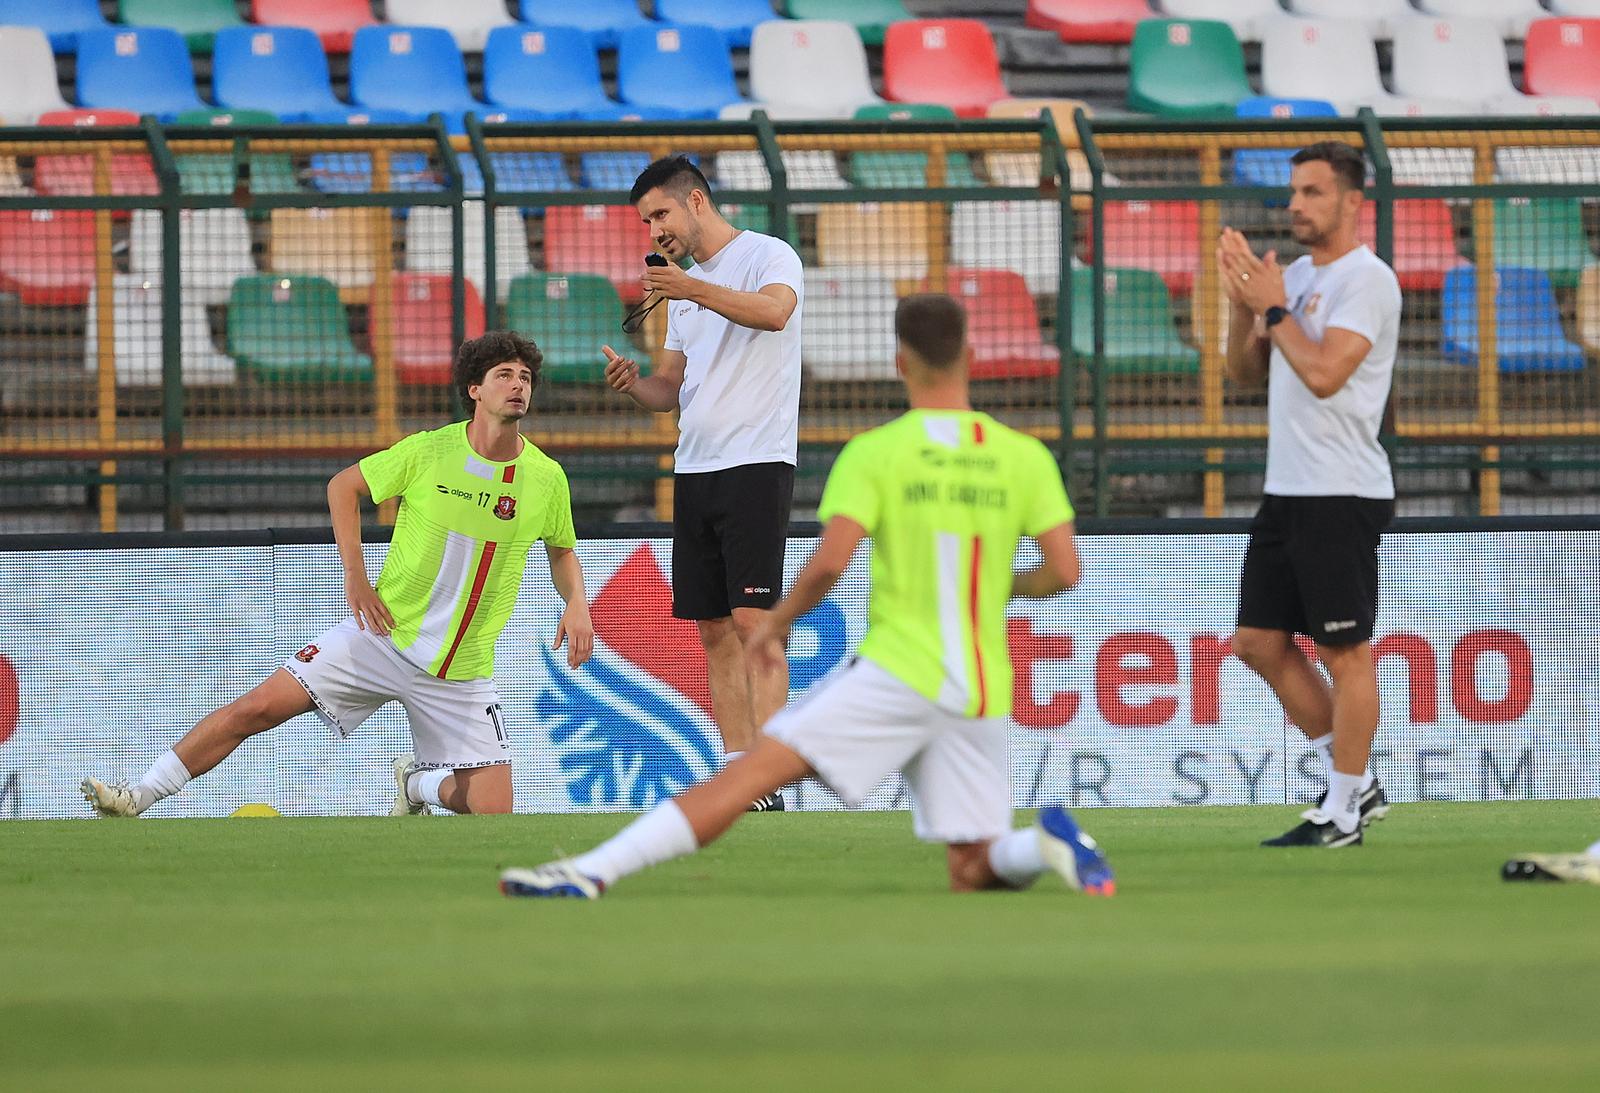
[768,565,840,632]
[327,480,368,581]
[689,280,789,332]
[626,373,681,412]
[1269,318,1338,398]
[550,550,588,607]
[1225,305,1268,386]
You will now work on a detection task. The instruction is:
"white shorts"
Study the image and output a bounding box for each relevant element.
[281,618,510,770]
[764,657,1012,843]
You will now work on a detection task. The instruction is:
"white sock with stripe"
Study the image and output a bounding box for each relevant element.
[571,800,698,887]
[133,750,191,813]
[407,768,451,809]
[988,828,1044,889]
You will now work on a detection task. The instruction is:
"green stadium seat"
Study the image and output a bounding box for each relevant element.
[170,108,301,197]
[504,273,622,382]
[1071,266,1201,375]
[850,151,980,188]
[1493,198,1598,290]
[119,0,246,53]
[227,274,372,381]
[1128,19,1251,118]
[784,0,910,47]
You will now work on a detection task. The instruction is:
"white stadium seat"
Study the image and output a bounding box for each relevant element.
[1262,18,1469,116]
[1392,17,1537,112]
[129,209,257,308]
[84,276,237,387]
[0,25,69,124]
[1547,1,1600,15]
[1285,0,1420,40]
[406,202,530,300]
[713,150,850,191]
[382,0,513,52]
[801,268,899,379]
[951,200,1063,296]
[1413,0,1547,40]
[1157,0,1285,43]
[748,20,882,119]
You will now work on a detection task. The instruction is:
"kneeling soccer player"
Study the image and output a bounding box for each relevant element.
[501,294,1114,899]
[82,331,593,818]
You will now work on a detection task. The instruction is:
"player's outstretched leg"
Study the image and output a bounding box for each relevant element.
[501,736,812,899]
[400,763,511,815]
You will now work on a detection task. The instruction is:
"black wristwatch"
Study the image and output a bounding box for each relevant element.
[1264,305,1290,328]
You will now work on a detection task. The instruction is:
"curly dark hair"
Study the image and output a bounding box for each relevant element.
[453,330,543,411]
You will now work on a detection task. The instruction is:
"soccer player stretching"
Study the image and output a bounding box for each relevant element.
[501,295,1114,899]
[82,332,593,818]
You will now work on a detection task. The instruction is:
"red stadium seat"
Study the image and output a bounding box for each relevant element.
[1524,18,1600,104]
[543,204,655,304]
[1026,0,1151,44]
[252,0,377,54]
[1090,200,1201,295]
[389,272,486,384]
[0,208,97,306]
[1358,200,1466,292]
[883,20,1009,118]
[33,108,157,200]
[944,267,1060,380]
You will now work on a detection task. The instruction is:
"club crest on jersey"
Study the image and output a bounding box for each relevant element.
[294,644,319,663]
[1303,293,1321,316]
[493,495,516,520]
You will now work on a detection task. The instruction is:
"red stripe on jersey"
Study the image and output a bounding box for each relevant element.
[968,535,987,717]
[972,420,985,445]
[502,465,516,484]
[436,541,497,678]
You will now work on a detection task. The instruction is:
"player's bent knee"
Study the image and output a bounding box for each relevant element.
[695,616,735,645]
[1231,628,1288,673]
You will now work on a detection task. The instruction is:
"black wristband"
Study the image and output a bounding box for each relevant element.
[1264,305,1290,328]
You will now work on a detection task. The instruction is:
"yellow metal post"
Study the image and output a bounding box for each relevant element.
[93,147,118,531]
[1198,143,1225,516]
[1471,138,1501,516]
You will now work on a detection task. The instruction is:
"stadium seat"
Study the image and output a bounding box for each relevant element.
[306,152,440,195]
[1128,19,1251,117]
[1550,0,1600,14]
[269,207,381,293]
[783,0,909,47]
[984,98,1095,192]
[475,152,574,195]
[1485,94,1600,117]
[851,149,980,189]
[1414,0,1547,40]
[1524,18,1600,104]
[946,267,1060,379]
[748,20,882,120]
[1261,19,1474,117]
[883,20,1009,118]
[75,28,206,120]
[618,25,744,120]
[517,0,656,51]
[816,203,934,279]
[580,152,651,192]
[119,0,246,53]
[213,27,349,120]
[1441,266,1587,373]
[0,0,108,53]
[1283,0,1417,39]
[1070,266,1201,375]
[1495,127,1600,186]
[227,274,372,382]
[84,276,237,386]
[1231,98,1340,190]
[1092,200,1201,295]
[0,26,69,124]
[385,0,514,54]
[170,108,301,197]
[503,273,622,382]
[1492,198,1597,290]
[801,268,899,379]
[33,109,158,200]
[714,151,850,202]
[656,0,780,50]
[1578,265,1600,353]
[1025,0,1150,45]
[388,272,486,385]
[252,0,375,54]
[1356,200,1465,292]
[129,208,259,306]
[950,200,1063,296]
[0,208,96,306]
[406,202,531,301]
[543,204,655,304]
[0,157,24,196]
[1157,0,1283,43]
[349,27,489,128]
[1392,17,1555,113]
[484,26,629,121]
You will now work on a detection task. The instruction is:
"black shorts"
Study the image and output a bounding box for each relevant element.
[1237,494,1394,646]
[672,461,795,620]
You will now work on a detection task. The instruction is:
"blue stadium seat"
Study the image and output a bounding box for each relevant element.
[580,151,652,192]
[0,0,109,53]
[483,25,629,120]
[75,28,205,120]
[213,27,349,120]
[655,0,782,49]
[1442,266,1587,373]
[517,0,655,51]
[618,25,744,119]
[350,26,489,130]
[1232,97,1339,190]
[307,152,440,194]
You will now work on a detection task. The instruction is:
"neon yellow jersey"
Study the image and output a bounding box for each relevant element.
[818,410,1074,718]
[358,422,577,681]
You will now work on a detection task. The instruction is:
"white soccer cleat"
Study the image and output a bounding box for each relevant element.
[500,860,606,900]
[390,755,430,817]
[81,776,141,818]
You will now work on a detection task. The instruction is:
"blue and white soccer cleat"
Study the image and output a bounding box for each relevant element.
[1036,805,1116,896]
[500,861,606,900]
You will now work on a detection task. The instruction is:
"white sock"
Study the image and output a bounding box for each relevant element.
[133,750,191,813]
[571,799,698,887]
[407,768,451,809]
[1309,733,1376,793]
[987,828,1044,889]
[1324,771,1364,834]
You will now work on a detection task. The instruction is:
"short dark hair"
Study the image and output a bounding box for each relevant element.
[895,294,967,370]
[1291,141,1366,192]
[629,154,713,207]
[453,330,542,410]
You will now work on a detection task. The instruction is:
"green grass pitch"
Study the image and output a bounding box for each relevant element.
[3,802,1597,1091]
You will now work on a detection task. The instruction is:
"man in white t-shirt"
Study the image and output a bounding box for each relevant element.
[1217,141,1401,848]
[601,156,803,811]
